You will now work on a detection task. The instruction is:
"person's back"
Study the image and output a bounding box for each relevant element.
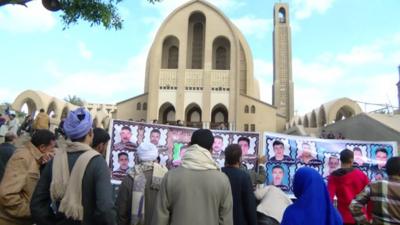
[222,144,257,225]
[0,132,16,181]
[33,109,50,130]
[350,156,400,225]
[328,149,369,224]
[152,129,233,225]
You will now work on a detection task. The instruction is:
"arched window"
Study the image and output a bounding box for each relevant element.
[142,103,147,111]
[212,37,231,70]
[244,105,249,113]
[137,102,141,110]
[162,36,179,69]
[187,12,205,69]
[278,7,286,23]
[251,105,256,114]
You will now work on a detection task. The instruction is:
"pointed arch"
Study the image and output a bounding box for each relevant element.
[187,11,206,69]
[162,35,179,69]
[310,110,317,128]
[159,102,176,124]
[212,36,230,70]
[185,103,202,128]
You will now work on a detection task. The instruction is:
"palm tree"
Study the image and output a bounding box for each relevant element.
[64,95,85,107]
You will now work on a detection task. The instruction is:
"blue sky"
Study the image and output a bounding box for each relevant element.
[0,0,399,115]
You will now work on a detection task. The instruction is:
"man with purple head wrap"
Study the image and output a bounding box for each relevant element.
[30,107,116,225]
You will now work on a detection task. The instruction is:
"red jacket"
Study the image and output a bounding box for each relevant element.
[327,168,370,224]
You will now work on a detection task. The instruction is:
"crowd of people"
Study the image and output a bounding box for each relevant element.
[0,107,399,225]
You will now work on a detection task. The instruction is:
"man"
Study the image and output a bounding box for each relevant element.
[112,152,130,180]
[7,113,19,136]
[152,129,233,225]
[238,136,250,156]
[33,109,50,130]
[150,129,161,145]
[92,127,111,157]
[350,156,400,225]
[113,126,137,151]
[0,132,17,181]
[212,135,224,157]
[372,148,388,170]
[328,149,370,225]
[326,155,340,176]
[353,147,367,167]
[298,142,322,165]
[271,165,289,192]
[30,107,116,225]
[116,143,168,225]
[269,140,293,163]
[222,144,257,225]
[0,129,56,225]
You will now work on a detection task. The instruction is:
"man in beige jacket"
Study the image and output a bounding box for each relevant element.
[0,130,56,225]
[33,109,50,130]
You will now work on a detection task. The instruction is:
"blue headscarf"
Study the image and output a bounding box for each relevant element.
[63,107,92,140]
[281,167,342,225]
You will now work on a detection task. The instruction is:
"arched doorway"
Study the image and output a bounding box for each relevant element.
[61,106,69,119]
[318,106,327,127]
[159,102,176,124]
[211,104,228,129]
[47,101,57,118]
[335,106,355,121]
[20,98,37,118]
[310,111,317,128]
[185,103,202,128]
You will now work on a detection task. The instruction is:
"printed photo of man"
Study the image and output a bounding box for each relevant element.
[269,140,294,163]
[297,142,322,165]
[212,135,224,157]
[352,147,368,167]
[112,152,131,180]
[113,126,137,151]
[271,165,289,192]
[150,128,161,146]
[238,137,251,156]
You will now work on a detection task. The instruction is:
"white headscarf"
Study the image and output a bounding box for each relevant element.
[137,142,158,162]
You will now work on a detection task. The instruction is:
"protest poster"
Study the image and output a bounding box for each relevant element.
[107,119,260,184]
[263,132,398,195]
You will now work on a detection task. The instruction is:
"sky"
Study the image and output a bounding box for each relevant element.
[0,0,399,115]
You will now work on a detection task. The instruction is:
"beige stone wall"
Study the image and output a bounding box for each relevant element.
[237,95,277,132]
[116,94,148,122]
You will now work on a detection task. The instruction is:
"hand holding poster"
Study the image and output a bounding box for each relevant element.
[264,132,398,195]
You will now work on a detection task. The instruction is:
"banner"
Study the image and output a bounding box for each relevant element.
[107,119,260,183]
[263,132,398,195]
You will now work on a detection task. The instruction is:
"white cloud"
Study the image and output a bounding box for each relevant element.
[293,0,335,20]
[78,41,93,60]
[231,16,272,39]
[336,45,384,65]
[0,88,21,104]
[0,0,56,32]
[293,58,344,83]
[45,48,149,103]
[294,86,328,115]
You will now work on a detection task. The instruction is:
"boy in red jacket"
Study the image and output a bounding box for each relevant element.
[328,149,370,225]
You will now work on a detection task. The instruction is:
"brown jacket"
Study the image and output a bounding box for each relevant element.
[0,142,44,225]
[33,112,50,130]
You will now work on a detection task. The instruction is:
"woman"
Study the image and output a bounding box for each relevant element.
[116,142,168,225]
[281,167,342,225]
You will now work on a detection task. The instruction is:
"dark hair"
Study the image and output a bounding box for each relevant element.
[40,108,45,113]
[4,132,16,142]
[375,148,388,156]
[151,129,160,135]
[238,137,250,145]
[386,156,400,176]
[353,147,362,153]
[121,126,131,132]
[224,144,242,165]
[118,152,129,159]
[31,129,56,148]
[273,140,284,147]
[272,165,284,172]
[340,149,354,164]
[92,128,110,148]
[190,129,214,150]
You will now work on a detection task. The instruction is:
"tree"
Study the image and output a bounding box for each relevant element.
[0,0,160,30]
[64,95,85,106]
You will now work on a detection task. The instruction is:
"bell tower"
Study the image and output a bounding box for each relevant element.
[272,3,294,121]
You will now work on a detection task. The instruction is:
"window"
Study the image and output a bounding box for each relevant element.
[251,124,255,131]
[244,124,249,131]
[251,105,255,114]
[142,103,147,111]
[137,102,141,110]
[244,105,249,113]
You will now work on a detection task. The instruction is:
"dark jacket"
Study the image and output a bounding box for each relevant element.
[222,167,257,225]
[30,151,116,225]
[115,168,159,225]
[0,142,16,181]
